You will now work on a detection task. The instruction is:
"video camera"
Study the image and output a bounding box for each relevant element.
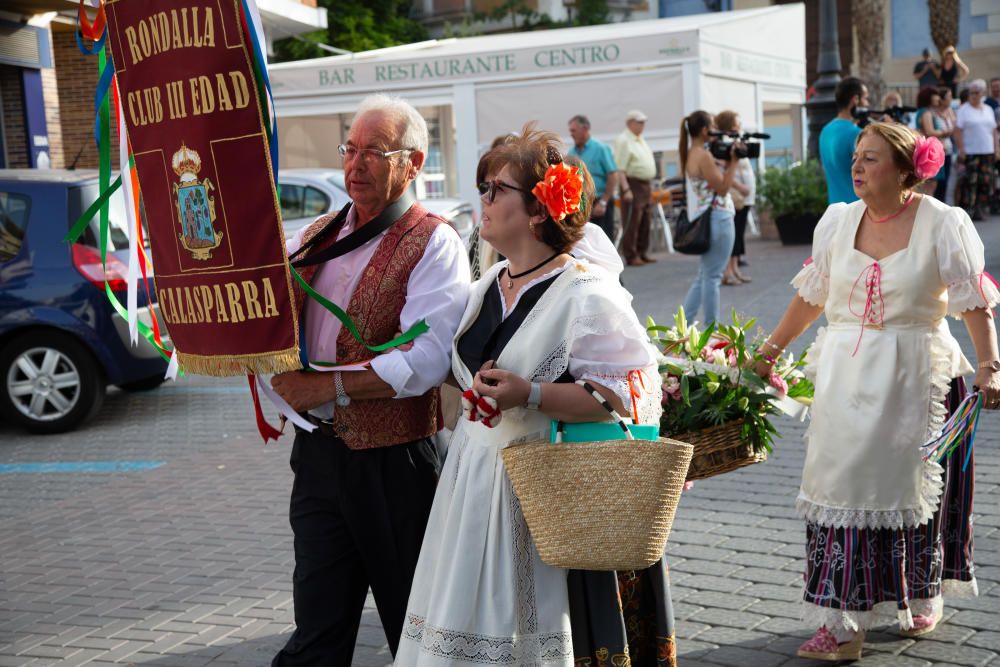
[851,105,917,128]
[708,131,771,161]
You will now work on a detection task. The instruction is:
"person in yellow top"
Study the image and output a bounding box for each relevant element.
[613,109,657,266]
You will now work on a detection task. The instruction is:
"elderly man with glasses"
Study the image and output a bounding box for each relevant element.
[270,93,470,666]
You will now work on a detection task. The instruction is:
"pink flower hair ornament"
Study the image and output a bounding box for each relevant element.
[913,135,945,181]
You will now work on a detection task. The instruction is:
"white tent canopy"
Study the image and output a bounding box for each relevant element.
[270,5,806,208]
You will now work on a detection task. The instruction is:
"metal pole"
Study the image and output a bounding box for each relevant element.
[805,0,842,162]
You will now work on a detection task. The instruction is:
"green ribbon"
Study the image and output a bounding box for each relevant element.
[291,266,429,356]
[67,47,174,367]
[65,174,119,242]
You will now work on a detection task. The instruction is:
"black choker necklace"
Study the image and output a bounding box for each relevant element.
[505,252,561,288]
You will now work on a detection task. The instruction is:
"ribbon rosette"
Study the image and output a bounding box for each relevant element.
[913,135,945,181]
[532,163,583,222]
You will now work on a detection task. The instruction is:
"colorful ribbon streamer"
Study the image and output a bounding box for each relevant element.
[921,391,982,472]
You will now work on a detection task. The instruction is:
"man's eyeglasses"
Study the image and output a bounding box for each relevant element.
[477,180,529,203]
[338,144,414,163]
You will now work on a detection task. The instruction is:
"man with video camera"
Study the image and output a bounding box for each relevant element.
[819,77,868,204]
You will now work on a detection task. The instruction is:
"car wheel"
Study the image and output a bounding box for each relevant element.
[118,375,166,392]
[0,331,105,434]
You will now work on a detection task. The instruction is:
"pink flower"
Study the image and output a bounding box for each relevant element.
[913,136,945,181]
[727,349,739,367]
[663,375,682,401]
[769,372,788,397]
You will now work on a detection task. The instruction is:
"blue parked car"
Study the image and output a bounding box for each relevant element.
[0,169,169,434]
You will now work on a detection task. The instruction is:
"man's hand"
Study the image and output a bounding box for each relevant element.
[592,200,607,217]
[622,189,634,203]
[271,371,336,413]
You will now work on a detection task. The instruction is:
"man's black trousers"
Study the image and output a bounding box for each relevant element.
[272,427,439,666]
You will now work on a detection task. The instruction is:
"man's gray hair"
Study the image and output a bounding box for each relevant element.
[968,78,988,92]
[569,114,590,129]
[354,93,429,155]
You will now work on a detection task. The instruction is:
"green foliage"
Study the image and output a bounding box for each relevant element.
[574,0,610,25]
[272,0,429,62]
[757,159,828,219]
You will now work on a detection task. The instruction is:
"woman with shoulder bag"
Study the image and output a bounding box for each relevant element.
[680,110,739,324]
[396,125,676,667]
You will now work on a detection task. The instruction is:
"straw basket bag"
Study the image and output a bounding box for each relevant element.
[676,419,767,481]
[500,382,694,571]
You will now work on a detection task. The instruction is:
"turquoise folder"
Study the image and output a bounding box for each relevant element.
[550,421,660,443]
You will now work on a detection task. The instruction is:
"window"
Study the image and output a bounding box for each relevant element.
[0,192,31,262]
[70,185,140,251]
[279,184,330,220]
[303,187,330,218]
[279,184,305,220]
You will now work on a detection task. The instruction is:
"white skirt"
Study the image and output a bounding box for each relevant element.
[395,414,574,666]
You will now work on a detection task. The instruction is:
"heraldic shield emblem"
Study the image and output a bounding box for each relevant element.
[172,143,223,261]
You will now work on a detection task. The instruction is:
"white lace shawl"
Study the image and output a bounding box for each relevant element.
[454,259,662,427]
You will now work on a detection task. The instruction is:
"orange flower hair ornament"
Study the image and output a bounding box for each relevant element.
[532,161,584,222]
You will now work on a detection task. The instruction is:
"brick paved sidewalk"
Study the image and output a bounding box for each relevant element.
[1,217,999,667]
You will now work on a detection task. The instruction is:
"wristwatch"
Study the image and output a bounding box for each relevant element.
[525,382,542,410]
[334,372,351,407]
[979,360,1000,373]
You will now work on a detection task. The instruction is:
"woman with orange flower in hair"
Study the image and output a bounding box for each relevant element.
[396,124,675,666]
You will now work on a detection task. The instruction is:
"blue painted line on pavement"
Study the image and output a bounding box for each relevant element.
[0,461,165,474]
[155,386,248,394]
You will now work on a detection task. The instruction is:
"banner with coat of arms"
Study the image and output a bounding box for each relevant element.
[99,0,298,376]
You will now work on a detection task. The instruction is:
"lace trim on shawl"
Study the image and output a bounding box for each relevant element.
[402,614,573,665]
[947,273,1000,318]
[791,263,828,307]
[526,307,662,427]
[796,329,949,530]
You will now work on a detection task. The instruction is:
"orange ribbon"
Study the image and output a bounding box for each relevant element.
[627,369,649,424]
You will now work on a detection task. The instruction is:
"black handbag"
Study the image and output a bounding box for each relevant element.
[673,192,715,255]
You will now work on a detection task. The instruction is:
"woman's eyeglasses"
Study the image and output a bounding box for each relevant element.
[478,180,529,203]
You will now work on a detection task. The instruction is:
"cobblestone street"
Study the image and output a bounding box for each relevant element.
[2,216,999,667]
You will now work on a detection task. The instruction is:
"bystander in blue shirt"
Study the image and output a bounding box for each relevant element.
[569,138,617,199]
[819,118,861,204]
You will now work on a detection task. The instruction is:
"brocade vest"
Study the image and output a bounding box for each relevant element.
[293,203,443,449]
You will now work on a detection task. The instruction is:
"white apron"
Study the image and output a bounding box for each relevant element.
[791,197,996,530]
[396,260,660,666]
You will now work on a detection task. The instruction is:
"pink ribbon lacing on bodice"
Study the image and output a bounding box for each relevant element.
[847,261,885,356]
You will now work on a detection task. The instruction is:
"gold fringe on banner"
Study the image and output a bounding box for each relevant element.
[176,348,302,377]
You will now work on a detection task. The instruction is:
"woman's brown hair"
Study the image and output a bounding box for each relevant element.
[679,110,712,177]
[857,121,923,189]
[484,122,592,253]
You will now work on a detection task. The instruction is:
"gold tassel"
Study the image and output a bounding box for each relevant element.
[176,348,302,377]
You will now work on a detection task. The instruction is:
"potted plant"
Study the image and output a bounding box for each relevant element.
[756,160,828,245]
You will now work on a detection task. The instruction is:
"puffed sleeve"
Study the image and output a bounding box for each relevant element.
[790,202,847,307]
[566,272,662,425]
[937,207,1000,318]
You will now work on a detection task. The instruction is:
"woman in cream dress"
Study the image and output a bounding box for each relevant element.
[755,122,1000,662]
[396,127,674,666]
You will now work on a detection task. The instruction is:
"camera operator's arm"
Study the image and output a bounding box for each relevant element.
[694,144,738,196]
[953,53,970,82]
